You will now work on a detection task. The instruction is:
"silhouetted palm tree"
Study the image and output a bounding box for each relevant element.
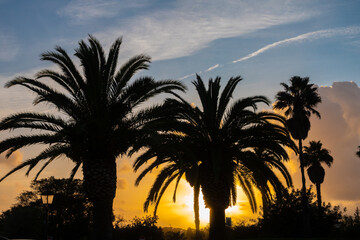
[303,141,333,209]
[273,76,321,196]
[0,36,185,240]
[135,75,296,240]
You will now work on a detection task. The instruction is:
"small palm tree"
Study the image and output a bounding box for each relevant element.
[0,36,185,239]
[135,75,296,240]
[273,76,321,196]
[303,141,333,209]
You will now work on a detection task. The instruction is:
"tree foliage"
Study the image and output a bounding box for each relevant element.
[134,75,296,240]
[0,35,185,239]
[260,188,344,238]
[113,215,164,240]
[0,177,91,239]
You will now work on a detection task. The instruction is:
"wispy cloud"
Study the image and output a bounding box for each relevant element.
[178,26,360,80]
[58,0,149,22]
[0,33,19,61]
[95,0,317,61]
[233,26,360,63]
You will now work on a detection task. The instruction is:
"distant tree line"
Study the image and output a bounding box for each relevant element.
[0,177,91,239]
[0,177,359,240]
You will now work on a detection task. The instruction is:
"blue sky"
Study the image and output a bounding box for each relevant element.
[1,0,360,227]
[1,0,360,89]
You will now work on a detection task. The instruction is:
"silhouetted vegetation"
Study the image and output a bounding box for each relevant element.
[133,75,296,240]
[0,177,91,239]
[342,207,360,238]
[0,35,185,240]
[303,140,333,209]
[224,188,360,239]
[274,76,322,194]
[0,204,42,239]
[113,215,164,240]
[274,76,322,236]
[260,188,342,238]
[0,32,357,240]
[113,215,210,240]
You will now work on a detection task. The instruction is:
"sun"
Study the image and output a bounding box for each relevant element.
[182,190,210,225]
[181,187,246,227]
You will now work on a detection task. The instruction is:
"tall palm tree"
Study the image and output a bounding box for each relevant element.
[303,141,333,209]
[0,36,185,239]
[135,75,296,240]
[273,76,321,197]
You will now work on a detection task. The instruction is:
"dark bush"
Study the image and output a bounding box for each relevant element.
[113,215,164,240]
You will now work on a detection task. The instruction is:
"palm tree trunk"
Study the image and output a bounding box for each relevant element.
[209,207,226,240]
[83,159,117,240]
[299,139,311,237]
[194,182,201,240]
[299,139,307,197]
[316,183,322,209]
[93,198,114,240]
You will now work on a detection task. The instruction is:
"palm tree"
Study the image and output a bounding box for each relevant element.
[273,76,321,197]
[0,36,185,239]
[135,75,296,240]
[303,141,333,209]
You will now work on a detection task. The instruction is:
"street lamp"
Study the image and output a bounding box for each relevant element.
[41,192,54,205]
[41,191,54,240]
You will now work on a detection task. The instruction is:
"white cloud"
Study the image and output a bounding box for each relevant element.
[0,33,19,61]
[94,0,317,61]
[233,26,360,63]
[58,0,149,22]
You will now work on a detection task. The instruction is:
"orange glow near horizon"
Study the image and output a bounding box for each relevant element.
[157,182,251,228]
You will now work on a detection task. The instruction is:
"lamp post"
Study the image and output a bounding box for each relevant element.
[41,191,54,240]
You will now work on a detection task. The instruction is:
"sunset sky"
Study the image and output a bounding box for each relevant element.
[0,0,360,229]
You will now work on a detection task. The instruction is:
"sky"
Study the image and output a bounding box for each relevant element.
[0,0,360,229]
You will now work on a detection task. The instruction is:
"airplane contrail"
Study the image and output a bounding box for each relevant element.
[178,26,360,80]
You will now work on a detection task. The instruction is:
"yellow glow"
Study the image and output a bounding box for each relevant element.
[180,185,248,227]
[226,204,241,214]
[113,169,257,229]
[182,190,210,225]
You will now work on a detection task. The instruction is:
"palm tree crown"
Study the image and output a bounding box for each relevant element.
[0,35,185,239]
[303,141,333,169]
[134,75,296,240]
[274,76,321,140]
